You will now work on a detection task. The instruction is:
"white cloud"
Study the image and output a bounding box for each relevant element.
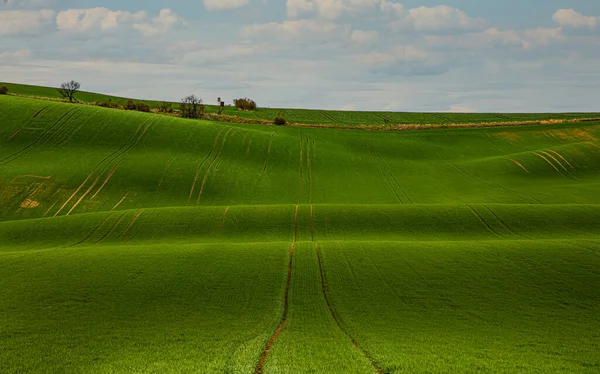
[553,9,599,29]
[351,45,428,66]
[348,29,378,45]
[523,27,565,48]
[56,8,184,36]
[0,49,32,60]
[204,0,249,11]
[380,0,403,16]
[0,9,54,35]
[242,19,348,41]
[425,27,565,50]
[1,0,52,7]
[133,9,186,37]
[287,0,381,20]
[56,8,146,32]
[394,6,485,31]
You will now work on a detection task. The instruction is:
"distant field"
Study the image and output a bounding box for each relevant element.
[3,81,600,126]
[1,94,599,372]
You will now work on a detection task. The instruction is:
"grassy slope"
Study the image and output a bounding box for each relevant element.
[3,81,600,126]
[1,94,599,372]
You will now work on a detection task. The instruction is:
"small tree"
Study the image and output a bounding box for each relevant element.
[180,95,204,119]
[57,80,81,103]
[234,98,257,111]
[0,86,8,95]
[274,111,286,126]
[158,101,173,113]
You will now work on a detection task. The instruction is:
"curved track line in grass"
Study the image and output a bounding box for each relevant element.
[540,151,573,175]
[95,212,127,243]
[0,107,79,165]
[306,134,313,204]
[6,129,20,142]
[262,133,275,173]
[196,128,233,205]
[71,214,113,246]
[156,157,175,192]
[315,243,384,374]
[466,205,504,239]
[310,205,315,242]
[188,128,224,204]
[43,201,58,217]
[91,161,121,200]
[255,243,295,374]
[65,174,103,216]
[510,159,530,174]
[294,205,299,242]
[547,149,575,169]
[378,151,413,204]
[298,134,304,204]
[482,205,527,239]
[532,152,568,178]
[112,194,128,211]
[54,169,100,217]
[120,209,144,237]
[220,207,229,228]
[366,140,404,204]
[8,175,52,185]
[54,116,153,216]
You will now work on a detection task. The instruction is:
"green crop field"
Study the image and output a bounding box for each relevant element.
[1,91,599,373]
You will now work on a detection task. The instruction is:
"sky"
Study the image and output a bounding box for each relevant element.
[1,0,600,112]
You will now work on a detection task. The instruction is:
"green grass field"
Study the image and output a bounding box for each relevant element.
[1,92,599,373]
[3,81,600,126]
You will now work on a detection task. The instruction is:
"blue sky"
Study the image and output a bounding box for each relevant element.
[1,0,600,112]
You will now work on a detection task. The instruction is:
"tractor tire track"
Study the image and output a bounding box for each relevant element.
[262,133,275,173]
[54,117,155,216]
[366,140,404,204]
[0,107,80,166]
[188,128,225,204]
[306,134,313,204]
[120,209,144,237]
[196,128,233,205]
[70,214,113,247]
[482,205,528,239]
[532,152,569,178]
[315,243,384,374]
[156,157,175,192]
[298,133,304,205]
[95,212,128,244]
[466,205,504,239]
[255,243,295,374]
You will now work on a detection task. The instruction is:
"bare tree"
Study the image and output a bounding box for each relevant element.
[57,81,81,103]
[180,95,204,119]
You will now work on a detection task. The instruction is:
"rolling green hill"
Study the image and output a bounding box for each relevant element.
[3,81,600,127]
[0,94,599,373]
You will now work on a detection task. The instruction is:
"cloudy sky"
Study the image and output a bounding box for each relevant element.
[1,0,600,112]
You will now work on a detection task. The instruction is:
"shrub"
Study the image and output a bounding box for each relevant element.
[123,100,137,111]
[158,102,173,113]
[94,99,119,109]
[234,98,257,111]
[0,86,8,95]
[274,111,286,126]
[180,95,204,119]
[136,102,150,112]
